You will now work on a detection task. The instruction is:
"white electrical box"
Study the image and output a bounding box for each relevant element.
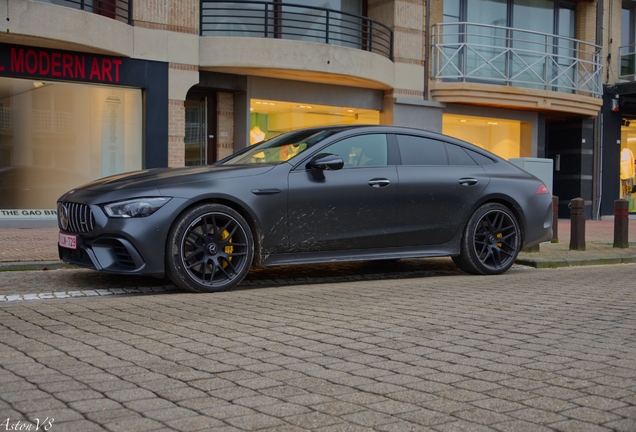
[509,158,554,194]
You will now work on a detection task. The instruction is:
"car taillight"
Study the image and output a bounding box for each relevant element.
[535,184,550,195]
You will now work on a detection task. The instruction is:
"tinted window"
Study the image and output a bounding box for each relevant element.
[396,135,448,166]
[321,134,388,168]
[466,149,496,165]
[446,143,477,165]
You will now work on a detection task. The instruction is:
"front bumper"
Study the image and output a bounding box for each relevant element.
[57,197,188,276]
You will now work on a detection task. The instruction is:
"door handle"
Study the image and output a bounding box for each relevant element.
[458,178,478,186]
[368,178,390,188]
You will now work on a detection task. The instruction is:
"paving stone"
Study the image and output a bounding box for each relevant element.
[560,407,622,424]
[453,407,513,425]
[492,420,554,432]
[100,417,165,431]
[548,419,614,432]
[340,410,396,428]
[163,415,226,431]
[224,413,286,430]
[508,407,567,424]
[50,419,107,431]
[1,264,635,431]
[104,388,157,402]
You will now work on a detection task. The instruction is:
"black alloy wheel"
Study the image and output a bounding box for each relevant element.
[166,204,254,292]
[454,203,521,275]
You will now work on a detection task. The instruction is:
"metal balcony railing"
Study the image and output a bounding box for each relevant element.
[620,44,636,82]
[432,23,602,97]
[200,0,393,60]
[33,0,132,25]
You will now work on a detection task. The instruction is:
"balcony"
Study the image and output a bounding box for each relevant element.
[432,23,602,98]
[33,0,131,24]
[200,0,393,60]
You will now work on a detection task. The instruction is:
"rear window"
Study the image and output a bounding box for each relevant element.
[466,149,496,165]
[446,144,477,166]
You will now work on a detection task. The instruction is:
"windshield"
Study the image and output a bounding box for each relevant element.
[219,128,345,165]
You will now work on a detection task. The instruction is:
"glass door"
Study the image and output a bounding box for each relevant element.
[184,94,217,166]
[185,99,206,166]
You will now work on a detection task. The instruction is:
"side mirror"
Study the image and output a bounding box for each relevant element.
[308,153,344,179]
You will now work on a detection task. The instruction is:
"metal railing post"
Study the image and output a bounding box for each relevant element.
[264,3,269,38]
[325,10,330,44]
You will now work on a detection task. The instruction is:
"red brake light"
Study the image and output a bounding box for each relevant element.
[535,184,549,195]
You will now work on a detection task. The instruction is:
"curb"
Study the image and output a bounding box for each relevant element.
[0,261,75,272]
[516,257,625,268]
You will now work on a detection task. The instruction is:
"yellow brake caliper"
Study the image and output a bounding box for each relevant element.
[221,229,233,268]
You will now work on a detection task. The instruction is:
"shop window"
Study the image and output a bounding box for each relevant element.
[620,119,636,212]
[442,114,523,160]
[0,77,142,212]
[249,99,379,142]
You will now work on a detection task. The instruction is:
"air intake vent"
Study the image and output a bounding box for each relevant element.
[112,242,136,269]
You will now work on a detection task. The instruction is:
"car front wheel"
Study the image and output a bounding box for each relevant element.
[166,204,254,292]
[454,203,521,275]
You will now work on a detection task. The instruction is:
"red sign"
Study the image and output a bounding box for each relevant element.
[0,43,127,84]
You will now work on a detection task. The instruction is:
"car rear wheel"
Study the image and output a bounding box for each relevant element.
[166,204,254,292]
[455,203,520,275]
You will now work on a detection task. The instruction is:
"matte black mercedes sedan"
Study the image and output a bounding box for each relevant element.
[57,125,553,292]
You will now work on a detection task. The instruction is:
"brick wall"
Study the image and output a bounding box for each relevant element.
[133,0,199,33]
[168,99,185,167]
[369,0,426,99]
[217,93,235,160]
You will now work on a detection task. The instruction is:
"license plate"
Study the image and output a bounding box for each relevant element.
[59,232,77,250]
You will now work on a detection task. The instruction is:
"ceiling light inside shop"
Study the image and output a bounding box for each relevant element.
[487,122,498,125]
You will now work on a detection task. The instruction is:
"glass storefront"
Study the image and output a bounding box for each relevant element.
[0,77,142,214]
[442,114,523,160]
[620,120,636,212]
[249,99,379,143]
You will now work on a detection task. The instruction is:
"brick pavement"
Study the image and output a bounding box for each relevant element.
[0,264,635,431]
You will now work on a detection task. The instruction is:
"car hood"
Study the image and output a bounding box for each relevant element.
[74,164,276,193]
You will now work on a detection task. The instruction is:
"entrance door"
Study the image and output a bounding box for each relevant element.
[185,93,217,165]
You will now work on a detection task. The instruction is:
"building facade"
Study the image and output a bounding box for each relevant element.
[0,0,630,226]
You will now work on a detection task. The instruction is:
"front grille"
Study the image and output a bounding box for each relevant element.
[58,202,95,233]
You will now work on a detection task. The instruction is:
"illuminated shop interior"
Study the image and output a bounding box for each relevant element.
[442,114,527,161]
[620,120,636,211]
[0,77,142,211]
[249,99,380,144]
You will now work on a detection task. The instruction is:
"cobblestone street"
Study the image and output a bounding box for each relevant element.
[0,263,635,431]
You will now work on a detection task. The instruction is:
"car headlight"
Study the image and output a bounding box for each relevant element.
[103,197,170,218]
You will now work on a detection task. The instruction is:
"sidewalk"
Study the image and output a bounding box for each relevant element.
[0,219,635,271]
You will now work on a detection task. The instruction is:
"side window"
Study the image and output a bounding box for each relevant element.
[446,143,477,166]
[396,135,448,166]
[321,134,388,168]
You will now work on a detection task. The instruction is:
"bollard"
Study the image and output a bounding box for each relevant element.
[552,196,559,243]
[569,198,586,251]
[614,199,630,248]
